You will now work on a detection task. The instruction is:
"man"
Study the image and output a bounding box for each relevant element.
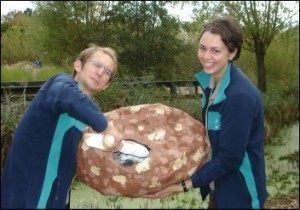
[1,44,122,209]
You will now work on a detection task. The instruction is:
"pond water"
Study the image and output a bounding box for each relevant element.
[70,122,299,209]
[264,122,299,197]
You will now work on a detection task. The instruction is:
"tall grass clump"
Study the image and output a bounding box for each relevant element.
[262,83,299,144]
[93,82,202,120]
[1,93,30,174]
[1,62,72,82]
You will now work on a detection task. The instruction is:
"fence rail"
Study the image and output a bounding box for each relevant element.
[1,80,202,103]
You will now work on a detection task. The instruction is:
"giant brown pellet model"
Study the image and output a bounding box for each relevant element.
[76,103,209,198]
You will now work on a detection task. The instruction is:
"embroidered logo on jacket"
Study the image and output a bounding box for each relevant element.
[208,112,221,131]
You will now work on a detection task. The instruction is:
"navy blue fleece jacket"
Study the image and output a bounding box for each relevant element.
[1,73,108,209]
[191,63,268,209]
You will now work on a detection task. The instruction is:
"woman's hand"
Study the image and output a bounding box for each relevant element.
[142,179,193,198]
[141,182,183,198]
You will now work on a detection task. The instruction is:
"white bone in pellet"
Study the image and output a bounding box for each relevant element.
[85,133,149,158]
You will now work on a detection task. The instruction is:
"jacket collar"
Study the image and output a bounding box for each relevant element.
[195,62,232,105]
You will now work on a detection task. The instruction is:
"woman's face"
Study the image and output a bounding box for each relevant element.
[198,31,236,82]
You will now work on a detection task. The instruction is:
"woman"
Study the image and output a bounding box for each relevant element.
[144,16,268,209]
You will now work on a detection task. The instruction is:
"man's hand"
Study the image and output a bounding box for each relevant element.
[85,123,123,152]
[84,126,95,133]
[102,122,123,152]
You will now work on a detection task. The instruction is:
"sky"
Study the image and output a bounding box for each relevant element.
[1,1,35,15]
[1,1,192,21]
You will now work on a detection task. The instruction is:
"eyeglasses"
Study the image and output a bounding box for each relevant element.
[87,59,113,77]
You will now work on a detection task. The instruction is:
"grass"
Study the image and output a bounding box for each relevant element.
[1,62,72,82]
[71,183,208,209]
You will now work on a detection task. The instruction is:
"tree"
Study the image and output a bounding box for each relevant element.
[1,11,33,63]
[24,8,33,17]
[25,0,185,76]
[190,1,298,92]
[106,1,185,79]
[28,1,114,65]
[224,1,298,92]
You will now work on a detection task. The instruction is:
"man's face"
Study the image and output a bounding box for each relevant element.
[74,51,114,95]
